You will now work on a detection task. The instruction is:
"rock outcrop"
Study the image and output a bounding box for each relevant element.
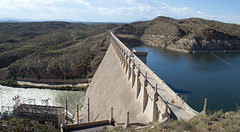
[114,16,240,53]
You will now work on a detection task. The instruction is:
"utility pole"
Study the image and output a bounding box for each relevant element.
[203,98,207,115]
[126,112,129,128]
[66,99,68,124]
[88,98,90,122]
[77,105,79,123]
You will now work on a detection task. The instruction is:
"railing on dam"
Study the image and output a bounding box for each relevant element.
[109,31,199,121]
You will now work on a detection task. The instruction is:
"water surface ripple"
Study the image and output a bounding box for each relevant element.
[135,45,240,112]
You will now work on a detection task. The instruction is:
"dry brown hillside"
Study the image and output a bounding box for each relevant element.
[114,16,240,52]
[0,22,119,80]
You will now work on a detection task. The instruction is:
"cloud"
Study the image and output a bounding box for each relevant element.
[95,7,115,16]
[0,0,239,24]
[206,15,240,24]
[0,0,67,10]
[0,0,34,9]
[150,3,195,18]
[124,0,135,4]
[170,7,194,16]
[75,0,90,7]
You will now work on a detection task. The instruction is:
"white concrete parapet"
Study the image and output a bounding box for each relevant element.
[109,31,199,121]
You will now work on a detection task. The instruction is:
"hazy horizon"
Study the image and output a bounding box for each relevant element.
[0,0,240,24]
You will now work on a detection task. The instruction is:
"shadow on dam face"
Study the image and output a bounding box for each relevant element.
[80,31,199,124]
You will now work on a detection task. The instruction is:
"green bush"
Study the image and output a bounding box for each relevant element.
[9,81,21,87]
[11,76,16,80]
[0,80,9,86]
[81,75,86,79]
[0,80,20,87]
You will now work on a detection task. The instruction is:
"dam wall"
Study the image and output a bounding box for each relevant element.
[80,31,199,124]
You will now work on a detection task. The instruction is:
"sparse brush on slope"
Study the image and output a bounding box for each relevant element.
[0,22,119,80]
[114,16,240,52]
[100,109,240,132]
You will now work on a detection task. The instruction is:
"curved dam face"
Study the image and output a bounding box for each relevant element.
[81,42,149,123]
[80,32,199,124]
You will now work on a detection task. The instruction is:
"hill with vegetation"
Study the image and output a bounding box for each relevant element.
[1,17,240,81]
[114,16,240,52]
[0,22,119,80]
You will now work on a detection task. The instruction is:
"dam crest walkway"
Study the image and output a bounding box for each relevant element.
[80,31,199,124]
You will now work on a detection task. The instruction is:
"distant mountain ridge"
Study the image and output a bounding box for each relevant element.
[114,16,240,52]
[0,18,78,23]
[0,18,129,24]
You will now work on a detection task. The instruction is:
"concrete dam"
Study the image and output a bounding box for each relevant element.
[79,31,199,124]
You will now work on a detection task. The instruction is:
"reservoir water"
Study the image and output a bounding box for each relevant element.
[1,46,239,114]
[0,85,84,114]
[135,45,240,112]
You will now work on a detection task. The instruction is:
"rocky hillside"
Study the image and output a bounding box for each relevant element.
[1,17,239,81]
[114,16,240,52]
[0,22,118,80]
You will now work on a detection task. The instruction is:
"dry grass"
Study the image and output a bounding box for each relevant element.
[100,108,240,132]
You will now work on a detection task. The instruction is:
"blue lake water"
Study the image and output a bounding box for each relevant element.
[134,45,240,112]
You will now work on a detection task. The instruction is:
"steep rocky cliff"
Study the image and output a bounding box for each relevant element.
[114,16,240,52]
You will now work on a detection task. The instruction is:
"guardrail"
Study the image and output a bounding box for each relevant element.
[109,31,199,120]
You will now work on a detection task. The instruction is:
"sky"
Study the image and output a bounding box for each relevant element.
[0,0,240,24]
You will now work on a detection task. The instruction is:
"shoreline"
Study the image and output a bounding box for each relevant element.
[15,77,91,85]
[17,81,89,87]
[192,50,240,53]
[136,44,240,53]
[0,80,88,91]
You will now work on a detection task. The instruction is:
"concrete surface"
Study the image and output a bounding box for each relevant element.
[79,31,199,125]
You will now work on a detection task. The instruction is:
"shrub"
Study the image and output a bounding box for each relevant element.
[11,76,16,80]
[9,81,21,87]
[0,81,9,86]
[81,75,86,79]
